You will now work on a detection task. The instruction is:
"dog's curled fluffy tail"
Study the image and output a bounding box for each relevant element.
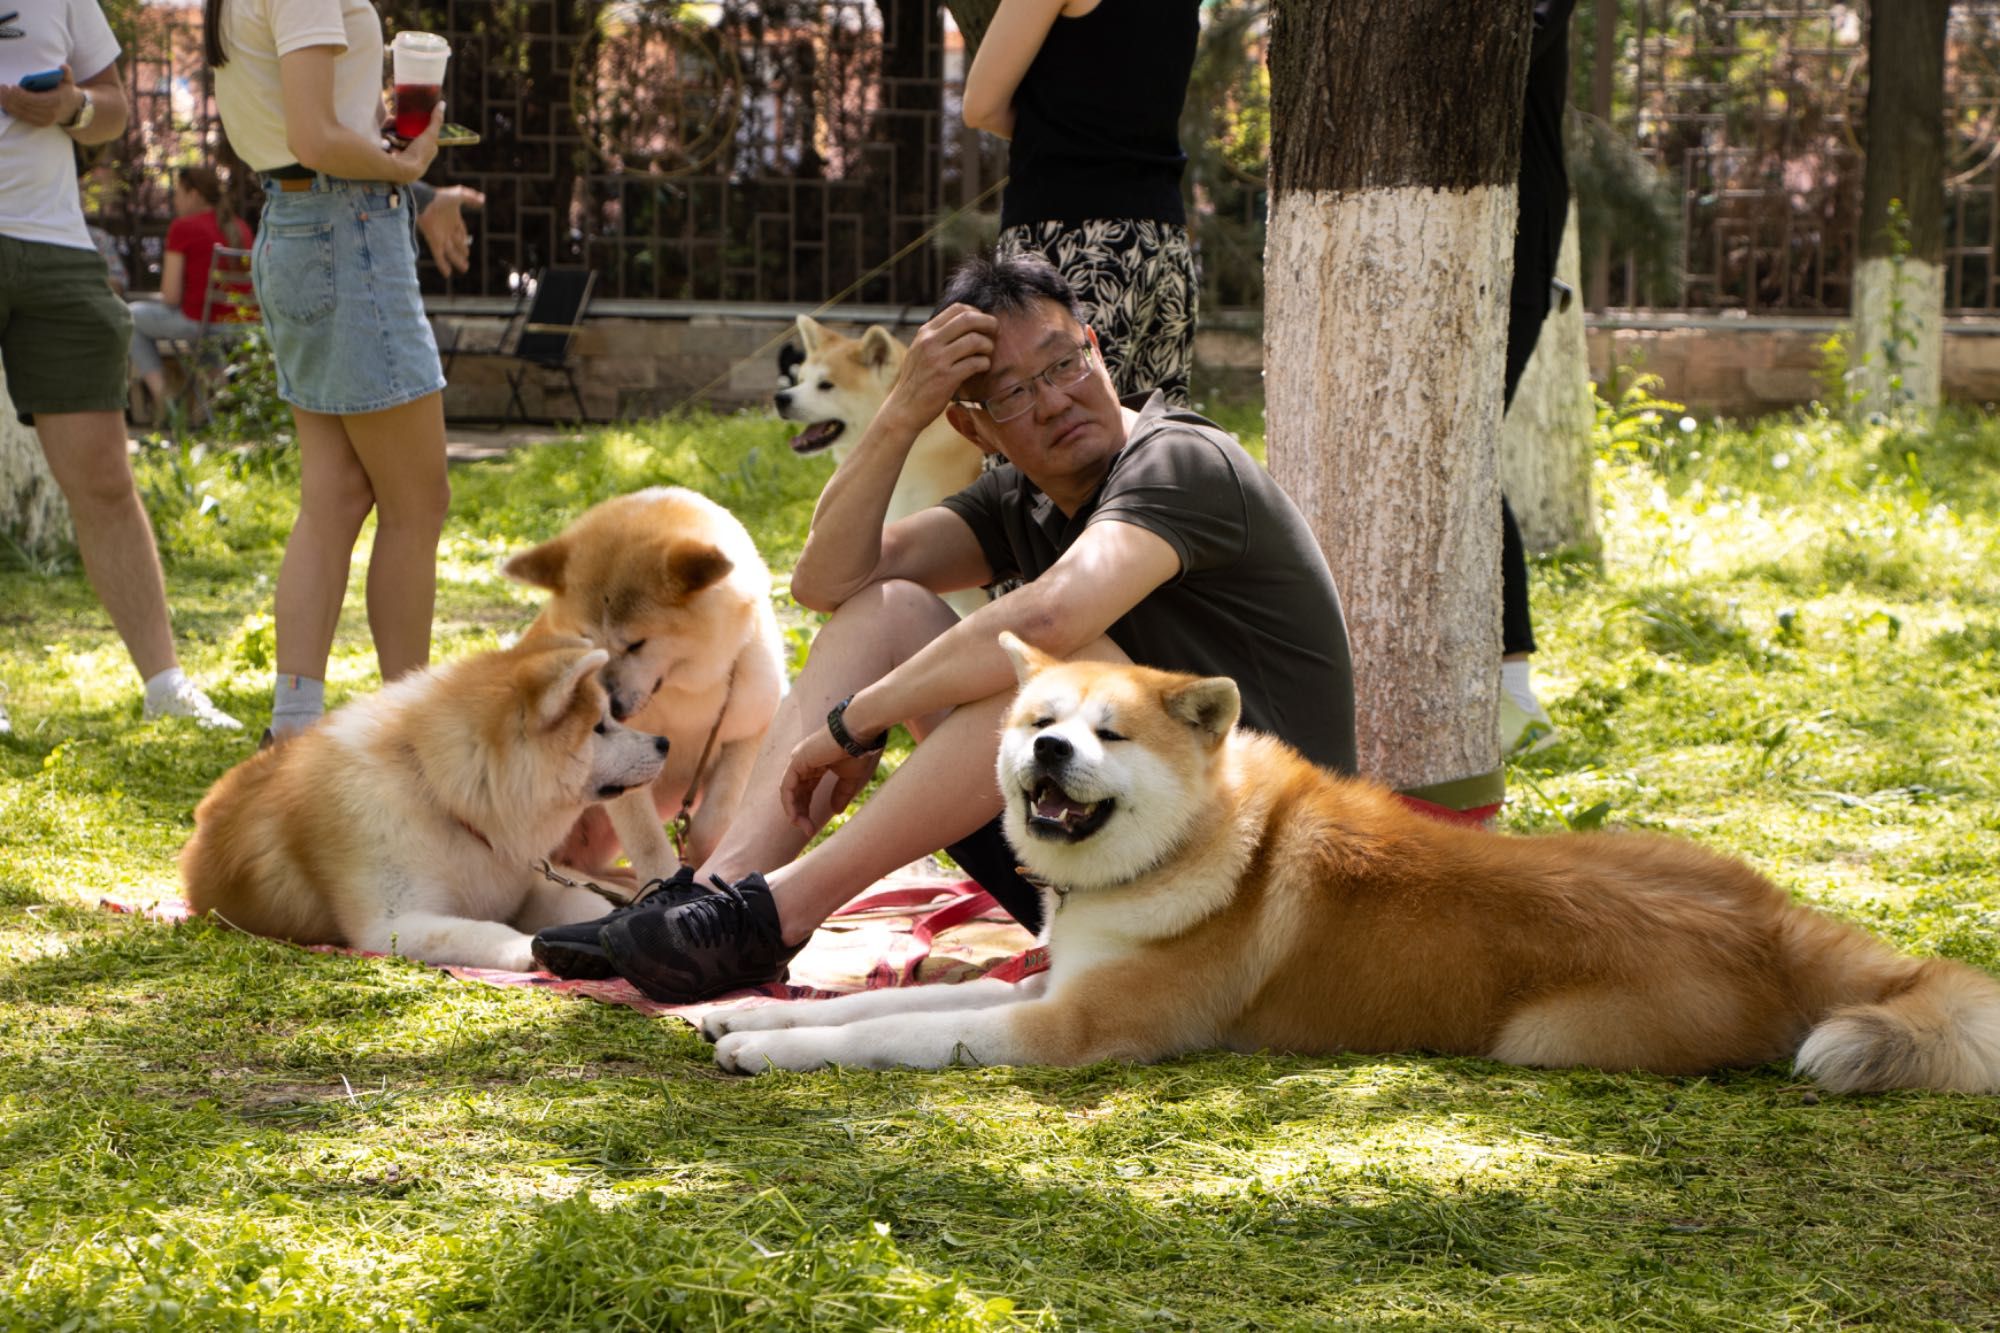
[1796,956,2000,1094]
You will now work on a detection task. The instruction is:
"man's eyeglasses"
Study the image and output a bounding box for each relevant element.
[958,340,1094,423]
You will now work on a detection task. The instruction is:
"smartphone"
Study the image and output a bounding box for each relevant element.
[17,68,64,92]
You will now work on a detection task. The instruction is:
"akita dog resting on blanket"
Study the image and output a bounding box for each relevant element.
[706,634,2000,1092]
[180,639,668,971]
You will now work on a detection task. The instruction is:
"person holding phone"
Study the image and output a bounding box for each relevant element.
[204,0,451,742]
[1,3,241,730]
[962,0,1203,406]
[124,164,255,422]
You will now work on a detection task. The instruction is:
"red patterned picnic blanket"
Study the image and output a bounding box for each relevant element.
[101,875,1047,1025]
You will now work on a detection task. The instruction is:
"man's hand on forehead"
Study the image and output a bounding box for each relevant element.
[886,303,999,430]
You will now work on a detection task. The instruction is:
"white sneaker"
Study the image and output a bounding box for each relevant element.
[143,677,243,730]
[1499,690,1556,755]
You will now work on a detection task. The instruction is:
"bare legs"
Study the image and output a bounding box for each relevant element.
[274,394,449,685]
[34,410,179,682]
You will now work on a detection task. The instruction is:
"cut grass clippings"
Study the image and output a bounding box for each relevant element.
[3,396,1999,1329]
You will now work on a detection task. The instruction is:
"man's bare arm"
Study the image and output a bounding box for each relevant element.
[842,518,1181,739]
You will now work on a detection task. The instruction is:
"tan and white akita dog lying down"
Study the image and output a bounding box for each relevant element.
[180,638,669,971]
[707,634,2000,1091]
[505,487,785,882]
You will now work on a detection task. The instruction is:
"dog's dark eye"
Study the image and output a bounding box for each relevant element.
[625,639,646,655]
[1095,729,1125,743]
[594,722,608,735]
[1032,716,1054,729]
[818,379,834,391]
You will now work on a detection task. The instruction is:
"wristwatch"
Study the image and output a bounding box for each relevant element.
[826,695,889,757]
[61,88,94,132]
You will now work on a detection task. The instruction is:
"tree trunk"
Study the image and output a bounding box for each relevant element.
[0,364,72,561]
[1853,0,1948,415]
[1585,0,1615,312]
[943,0,1000,57]
[1500,199,1596,556]
[1265,1,1531,795]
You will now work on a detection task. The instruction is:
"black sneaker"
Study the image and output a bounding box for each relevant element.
[531,865,702,979]
[599,872,804,1002]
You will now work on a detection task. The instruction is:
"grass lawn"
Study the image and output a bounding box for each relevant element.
[3,395,1999,1329]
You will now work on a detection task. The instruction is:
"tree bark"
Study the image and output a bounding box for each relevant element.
[0,365,71,561]
[1585,0,1615,312]
[1500,199,1596,556]
[1265,1,1531,794]
[1853,0,1948,414]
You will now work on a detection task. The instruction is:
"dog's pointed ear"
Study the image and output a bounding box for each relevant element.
[796,315,827,354]
[504,536,569,593]
[859,325,902,370]
[998,631,1058,684]
[538,647,609,729]
[667,542,733,596]
[1165,676,1240,748]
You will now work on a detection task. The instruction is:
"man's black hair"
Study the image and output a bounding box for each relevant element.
[934,252,1086,325]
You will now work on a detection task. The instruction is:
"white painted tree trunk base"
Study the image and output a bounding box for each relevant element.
[0,363,72,560]
[1500,200,1596,557]
[1850,256,1943,415]
[1266,185,1513,791]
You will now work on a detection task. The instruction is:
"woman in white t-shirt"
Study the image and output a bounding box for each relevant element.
[205,0,448,741]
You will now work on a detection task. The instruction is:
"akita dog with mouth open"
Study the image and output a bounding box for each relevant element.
[774,316,988,617]
[705,634,2000,1093]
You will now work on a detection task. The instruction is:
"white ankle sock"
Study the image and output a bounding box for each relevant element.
[269,674,326,737]
[143,667,189,709]
[1500,659,1549,720]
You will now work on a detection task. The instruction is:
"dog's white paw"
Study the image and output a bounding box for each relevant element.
[483,938,540,973]
[714,1028,834,1075]
[701,1002,805,1042]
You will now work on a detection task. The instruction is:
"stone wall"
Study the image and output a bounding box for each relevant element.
[427,302,2000,423]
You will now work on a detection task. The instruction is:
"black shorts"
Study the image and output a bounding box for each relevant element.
[943,816,1045,937]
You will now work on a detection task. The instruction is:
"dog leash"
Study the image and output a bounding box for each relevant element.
[657,176,1011,420]
[670,658,738,862]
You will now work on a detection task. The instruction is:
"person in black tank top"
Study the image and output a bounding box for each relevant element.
[964,0,1202,405]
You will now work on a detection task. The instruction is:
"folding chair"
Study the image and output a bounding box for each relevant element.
[441,267,598,424]
[166,245,260,426]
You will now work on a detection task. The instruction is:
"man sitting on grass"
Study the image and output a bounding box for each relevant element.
[533,253,1356,1001]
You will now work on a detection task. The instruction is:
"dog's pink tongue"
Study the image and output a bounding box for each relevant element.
[1034,789,1089,823]
[790,421,840,454]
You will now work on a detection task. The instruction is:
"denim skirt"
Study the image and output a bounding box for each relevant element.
[252,176,444,415]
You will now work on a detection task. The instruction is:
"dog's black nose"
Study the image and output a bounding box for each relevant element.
[610,697,632,721]
[653,736,670,755]
[774,390,791,408]
[1033,733,1072,766]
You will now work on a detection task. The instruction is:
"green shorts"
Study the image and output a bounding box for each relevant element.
[0,232,134,425]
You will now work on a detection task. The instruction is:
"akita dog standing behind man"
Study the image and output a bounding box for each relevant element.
[706,634,2000,1094]
[505,487,785,887]
[181,638,669,971]
[774,316,987,617]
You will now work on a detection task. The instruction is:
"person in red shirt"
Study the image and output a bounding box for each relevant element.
[125,164,253,418]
